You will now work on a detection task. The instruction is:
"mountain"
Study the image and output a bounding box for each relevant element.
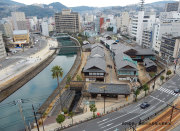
[0,0,25,6]
[49,2,67,11]
[18,5,55,18]
[70,6,96,12]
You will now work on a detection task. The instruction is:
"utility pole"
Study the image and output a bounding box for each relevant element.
[16,99,29,131]
[32,104,40,131]
[170,105,175,123]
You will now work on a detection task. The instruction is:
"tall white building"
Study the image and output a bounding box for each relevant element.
[152,22,180,54]
[41,21,49,36]
[0,32,6,59]
[130,11,144,46]
[11,12,27,30]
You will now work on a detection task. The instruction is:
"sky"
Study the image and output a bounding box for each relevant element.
[13,0,179,7]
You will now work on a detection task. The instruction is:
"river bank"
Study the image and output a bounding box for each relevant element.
[38,36,82,114]
[0,39,57,102]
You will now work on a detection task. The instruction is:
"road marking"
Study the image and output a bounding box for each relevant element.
[149,95,166,103]
[101,123,113,129]
[97,118,109,123]
[103,101,162,131]
[99,99,155,126]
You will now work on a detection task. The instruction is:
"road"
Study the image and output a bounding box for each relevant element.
[64,75,180,131]
[0,35,47,70]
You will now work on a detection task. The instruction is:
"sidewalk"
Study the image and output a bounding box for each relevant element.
[0,39,58,89]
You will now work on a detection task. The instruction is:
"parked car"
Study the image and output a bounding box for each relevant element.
[140,102,150,109]
[174,89,180,93]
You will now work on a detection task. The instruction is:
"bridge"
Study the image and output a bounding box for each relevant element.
[49,45,81,50]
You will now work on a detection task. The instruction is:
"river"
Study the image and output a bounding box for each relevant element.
[0,38,77,131]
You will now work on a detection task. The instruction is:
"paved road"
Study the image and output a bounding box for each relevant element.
[64,75,180,131]
[0,35,47,70]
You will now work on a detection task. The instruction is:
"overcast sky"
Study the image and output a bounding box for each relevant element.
[13,0,179,7]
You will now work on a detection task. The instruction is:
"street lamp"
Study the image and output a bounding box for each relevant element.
[100,86,107,114]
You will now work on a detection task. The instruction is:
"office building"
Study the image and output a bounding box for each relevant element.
[11,12,27,30]
[160,34,180,61]
[55,9,80,33]
[13,30,29,46]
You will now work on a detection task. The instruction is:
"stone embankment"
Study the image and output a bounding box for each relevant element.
[38,36,82,114]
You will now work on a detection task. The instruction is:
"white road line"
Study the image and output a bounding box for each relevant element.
[99,99,155,126]
[101,123,113,129]
[98,108,140,126]
[103,101,162,131]
[97,118,109,124]
[149,95,166,103]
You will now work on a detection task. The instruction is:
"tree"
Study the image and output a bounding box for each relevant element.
[160,76,165,84]
[68,112,74,125]
[51,65,63,110]
[66,75,72,85]
[76,75,82,81]
[134,89,140,102]
[166,70,172,78]
[143,84,149,96]
[89,104,97,118]
[56,114,65,128]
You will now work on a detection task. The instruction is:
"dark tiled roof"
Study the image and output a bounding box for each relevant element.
[87,83,131,95]
[144,58,157,68]
[115,53,137,70]
[91,43,103,49]
[83,57,106,73]
[90,46,105,58]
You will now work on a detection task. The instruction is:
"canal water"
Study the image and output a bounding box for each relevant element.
[0,38,77,131]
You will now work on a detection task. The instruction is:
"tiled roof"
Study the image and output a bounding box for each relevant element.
[83,57,106,73]
[87,83,131,95]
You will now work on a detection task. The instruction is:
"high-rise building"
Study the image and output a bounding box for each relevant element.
[11,12,27,30]
[165,2,179,12]
[41,21,49,36]
[55,9,80,33]
[0,32,6,59]
[130,11,144,45]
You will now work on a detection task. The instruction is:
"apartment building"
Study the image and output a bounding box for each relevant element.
[55,9,80,33]
[160,34,180,61]
[0,32,6,59]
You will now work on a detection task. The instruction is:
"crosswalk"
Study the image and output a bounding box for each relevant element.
[158,87,178,96]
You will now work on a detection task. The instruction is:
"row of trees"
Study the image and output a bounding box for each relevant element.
[134,70,172,102]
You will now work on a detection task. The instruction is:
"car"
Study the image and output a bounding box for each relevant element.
[140,102,150,109]
[174,89,180,93]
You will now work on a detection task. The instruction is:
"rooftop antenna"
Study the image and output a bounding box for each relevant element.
[140,0,145,11]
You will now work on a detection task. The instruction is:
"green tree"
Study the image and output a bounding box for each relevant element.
[160,76,165,84]
[134,89,140,102]
[68,112,74,124]
[56,114,65,128]
[51,65,63,110]
[63,108,68,114]
[76,75,82,81]
[143,84,149,96]
[66,75,72,85]
[166,70,172,78]
[89,104,97,118]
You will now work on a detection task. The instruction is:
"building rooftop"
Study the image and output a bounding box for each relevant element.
[90,46,105,58]
[144,58,157,68]
[87,83,131,95]
[83,57,106,73]
[91,43,103,49]
[115,53,137,70]
[13,30,28,35]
